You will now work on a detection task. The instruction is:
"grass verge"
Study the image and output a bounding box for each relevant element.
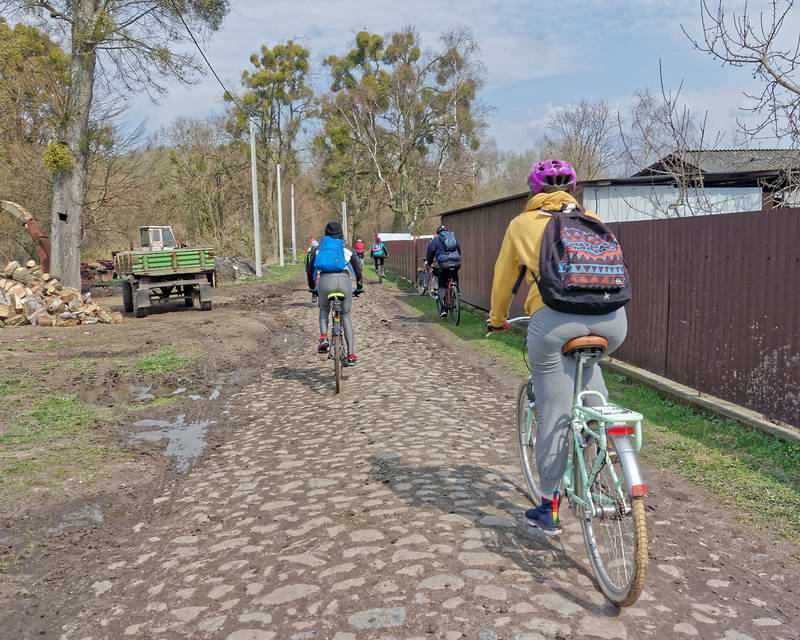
[383,267,800,546]
[222,263,304,286]
[0,397,103,446]
[0,394,125,517]
[134,347,191,375]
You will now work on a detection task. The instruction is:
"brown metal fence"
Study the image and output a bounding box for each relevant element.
[383,238,432,283]
[385,199,800,426]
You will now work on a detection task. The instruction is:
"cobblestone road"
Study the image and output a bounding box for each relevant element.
[50,281,799,640]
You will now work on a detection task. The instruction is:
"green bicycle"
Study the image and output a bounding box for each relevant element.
[504,316,649,607]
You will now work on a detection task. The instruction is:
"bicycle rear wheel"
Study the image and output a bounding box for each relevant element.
[516,379,540,504]
[447,286,461,326]
[575,440,648,606]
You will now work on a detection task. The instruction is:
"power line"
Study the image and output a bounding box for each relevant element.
[169,0,256,125]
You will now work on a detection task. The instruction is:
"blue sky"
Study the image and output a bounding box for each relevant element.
[126,0,774,150]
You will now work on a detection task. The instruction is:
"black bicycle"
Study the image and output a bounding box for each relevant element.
[327,292,348,394]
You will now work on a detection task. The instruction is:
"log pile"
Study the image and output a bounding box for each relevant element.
[0,260,123,327]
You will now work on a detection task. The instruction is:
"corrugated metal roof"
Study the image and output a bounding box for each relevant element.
[635,149,800,176]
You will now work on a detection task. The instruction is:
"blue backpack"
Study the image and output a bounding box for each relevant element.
[314,236,346,273]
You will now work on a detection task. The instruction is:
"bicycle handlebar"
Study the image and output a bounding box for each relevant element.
[485,315,530,338]
[508,316,531,326]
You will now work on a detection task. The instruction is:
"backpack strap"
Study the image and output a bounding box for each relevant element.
[512,265,528,294]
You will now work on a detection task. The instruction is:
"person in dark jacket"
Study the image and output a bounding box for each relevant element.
[306,221,364,365]
[426,225,462,317]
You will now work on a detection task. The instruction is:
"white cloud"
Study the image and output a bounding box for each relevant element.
[110,0,787,152]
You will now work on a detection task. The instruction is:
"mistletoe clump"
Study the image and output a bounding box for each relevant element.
[42,141,74,174]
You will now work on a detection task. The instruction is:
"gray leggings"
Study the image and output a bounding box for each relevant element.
[318,272,354,354]
[528,306,627,497]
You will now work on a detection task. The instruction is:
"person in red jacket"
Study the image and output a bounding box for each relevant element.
[353,238,366,266]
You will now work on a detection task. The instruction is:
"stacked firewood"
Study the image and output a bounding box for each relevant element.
[0,260,123,327]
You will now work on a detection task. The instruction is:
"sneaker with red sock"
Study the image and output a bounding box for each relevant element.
[317,334,329,353]
[346,354,358,366]
[525,494,562,536]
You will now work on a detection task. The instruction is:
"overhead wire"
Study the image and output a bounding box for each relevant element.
[168,0,258,126]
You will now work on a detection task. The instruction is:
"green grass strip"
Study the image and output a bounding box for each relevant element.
[381,266,800,546]
[134,347,191,375]
[0,397,102,446]
[222,263,305,286]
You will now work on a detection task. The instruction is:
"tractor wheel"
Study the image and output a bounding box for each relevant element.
[122,282,133,313]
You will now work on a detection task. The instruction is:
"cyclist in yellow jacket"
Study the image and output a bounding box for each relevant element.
[486,160,628,536]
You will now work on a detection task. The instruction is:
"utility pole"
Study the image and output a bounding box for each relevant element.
[249,117,262,277]
[290,184,297,263]
[276,163,285,267]
[341,200,348,243]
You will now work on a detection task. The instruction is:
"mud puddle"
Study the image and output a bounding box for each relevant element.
[129,416,211,472]
[79,369,256,406]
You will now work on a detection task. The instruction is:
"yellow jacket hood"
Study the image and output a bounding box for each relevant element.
[488,191,597,326]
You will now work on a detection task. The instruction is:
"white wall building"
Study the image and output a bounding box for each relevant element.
[582,183,763,222]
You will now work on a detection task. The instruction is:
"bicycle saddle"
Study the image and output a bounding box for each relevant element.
[562,335,608,357]
[327,291,346,300]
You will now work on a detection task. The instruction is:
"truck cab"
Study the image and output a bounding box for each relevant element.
[139,226,178,251]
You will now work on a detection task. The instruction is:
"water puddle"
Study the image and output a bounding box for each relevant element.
[129,415,210,472]
[81,367,260,407]
[47,504,104,535]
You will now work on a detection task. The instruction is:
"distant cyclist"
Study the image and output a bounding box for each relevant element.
[306,222,364,366]
[354,238,366,266]
[304,239,320,301]
[486,159,629,536]
[304,238,319,270]
[426,225,462,318]
[371,236,388,273]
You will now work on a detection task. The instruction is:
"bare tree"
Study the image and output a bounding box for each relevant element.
[0,1,230,287]
[685,0,800,204]
[618,64,729,217]
[541,99,618,180]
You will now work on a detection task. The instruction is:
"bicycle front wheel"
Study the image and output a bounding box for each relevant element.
[447,287,461,326]
[575,440,648,606]
[516,379,540,504]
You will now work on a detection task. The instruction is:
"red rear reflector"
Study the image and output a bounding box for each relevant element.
[607,426,635,436]
[631,484,649,497]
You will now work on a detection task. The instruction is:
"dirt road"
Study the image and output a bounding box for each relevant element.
[3,277,799,639]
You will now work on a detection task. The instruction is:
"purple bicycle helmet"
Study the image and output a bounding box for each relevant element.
[527,159,577,194]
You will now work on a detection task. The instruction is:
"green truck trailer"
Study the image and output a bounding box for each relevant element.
[114,226,215,318]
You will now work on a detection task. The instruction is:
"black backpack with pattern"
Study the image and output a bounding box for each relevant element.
[533,204,631,315]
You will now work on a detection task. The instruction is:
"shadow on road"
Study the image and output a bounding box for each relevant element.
[369,453,622,619]
[272,365,334,396]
